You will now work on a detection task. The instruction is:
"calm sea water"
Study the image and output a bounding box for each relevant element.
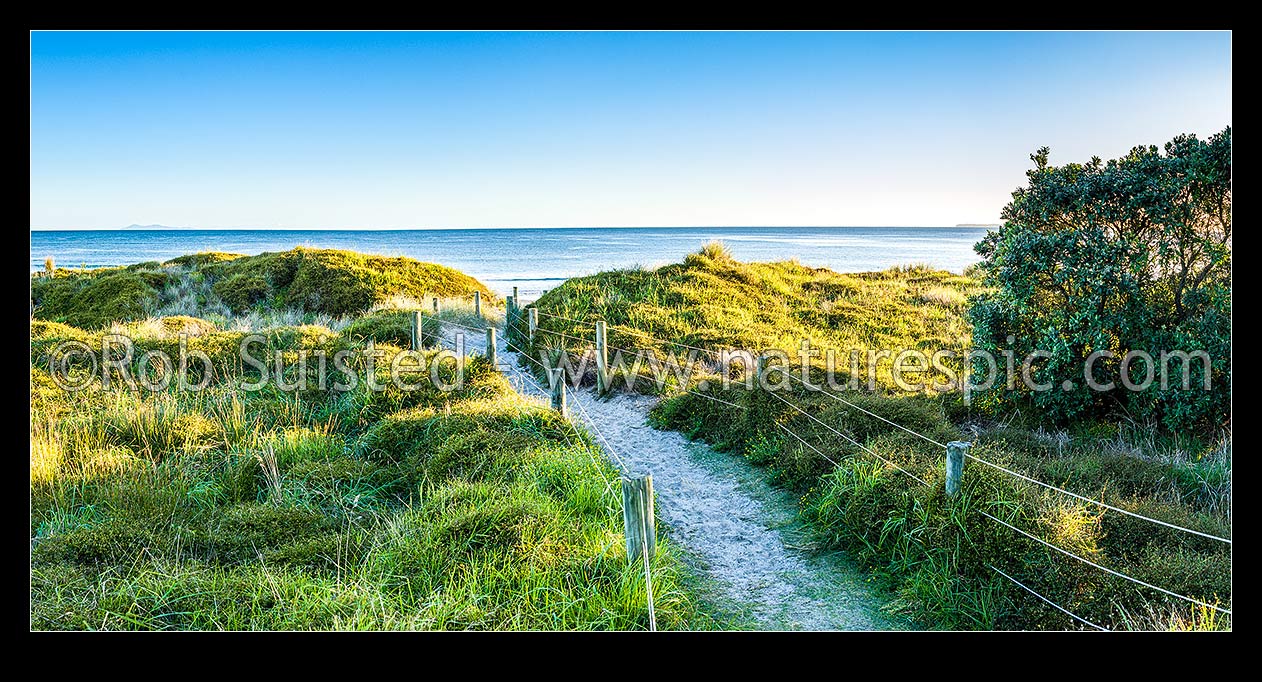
[29,227,990,299]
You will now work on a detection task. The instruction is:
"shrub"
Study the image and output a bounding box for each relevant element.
[970,128,1231,430]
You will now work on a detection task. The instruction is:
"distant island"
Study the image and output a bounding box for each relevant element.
[955,223,1001,228]
[120,223,196,230]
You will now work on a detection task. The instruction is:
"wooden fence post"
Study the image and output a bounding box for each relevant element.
[411,310,422,350]
[595,320,610,395]
[528,307,538,343]
[486,327,497,369]
[474,291,481,317]
[505,296,517,343]
[550,367,568,417]
[741,353,772,434]
[946,441,970,498]
[432,297,440,315]
[622,474,656,563]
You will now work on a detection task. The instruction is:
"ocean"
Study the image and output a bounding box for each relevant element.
[29,226,991,299]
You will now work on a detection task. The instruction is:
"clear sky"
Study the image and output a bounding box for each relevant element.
[29,31,1231,230]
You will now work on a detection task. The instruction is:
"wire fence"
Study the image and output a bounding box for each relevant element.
[514,306,1231,631]
[424,306,1231,631]
[428,314,655,629]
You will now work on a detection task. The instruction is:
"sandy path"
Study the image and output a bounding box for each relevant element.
[442,325,909,630]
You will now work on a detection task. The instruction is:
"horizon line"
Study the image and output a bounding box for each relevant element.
[30,224,1001,232]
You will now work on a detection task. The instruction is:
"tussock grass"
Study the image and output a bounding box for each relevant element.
[519,253,979,392]
[529,245,1231,630]
[31,247,498,331]
[30,253,703,631]
[31,344,702,629]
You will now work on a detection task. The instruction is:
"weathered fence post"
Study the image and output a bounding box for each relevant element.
[527,307,538,343]
[506,296,517,339]
[595,320,610,395]
[741,353,773,434]
[622,474,656,562]
[432,297,440,315]
[946,441,971,498]
[411,310,421,350]
[751,352,777,398]
[486,327,497,369]
[549,366,568,417]
[474,290,481,317]
[512,286,519,307]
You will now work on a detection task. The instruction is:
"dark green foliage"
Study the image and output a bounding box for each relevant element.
[135,270,171,289]
[970,128,1231,430]
[205,503,330,563]
[32,269,160,329]
[653,384,1230,629]
[342,310,420,348]
[34,516,169,565]
[212,273,271,313]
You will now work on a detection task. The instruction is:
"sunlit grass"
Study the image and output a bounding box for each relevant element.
[30,253,706,631]
[531,244,1231,631]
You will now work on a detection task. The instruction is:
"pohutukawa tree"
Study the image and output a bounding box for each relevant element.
[969,127,1231,431]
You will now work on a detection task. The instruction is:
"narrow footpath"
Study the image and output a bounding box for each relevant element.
[488,333,911,630]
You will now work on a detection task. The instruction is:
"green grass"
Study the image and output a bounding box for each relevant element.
[523,243,1231,631]
[31,247,499,330]
[30,255,705,631]
[521,243,978,373]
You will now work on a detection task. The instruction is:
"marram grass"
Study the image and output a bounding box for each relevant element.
[30,253,707,631]
[525,244,1231,631]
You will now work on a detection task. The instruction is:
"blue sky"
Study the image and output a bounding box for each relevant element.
[29,31,1231,230]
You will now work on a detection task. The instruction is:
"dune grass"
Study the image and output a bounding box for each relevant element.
[522,244,979,370]
[31,247,498,331]
[523,243,1231,630]
[30,254,704,631]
